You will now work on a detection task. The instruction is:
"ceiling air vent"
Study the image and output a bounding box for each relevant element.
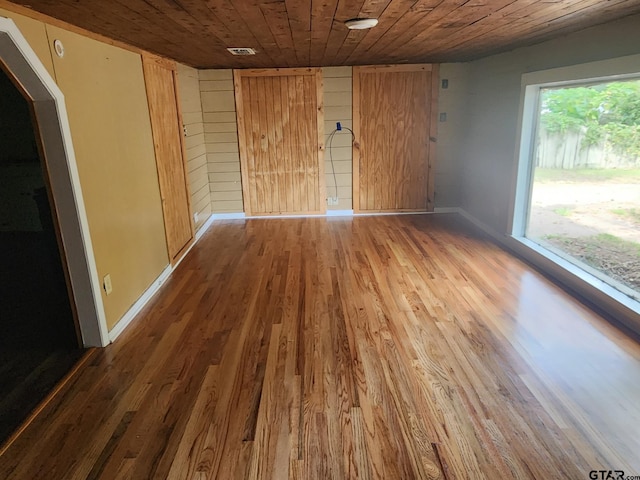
[227,47,256,56]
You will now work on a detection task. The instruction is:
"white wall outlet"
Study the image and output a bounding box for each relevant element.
[327,197,339,206]
[103,274,113,295]
[194,211,200,223]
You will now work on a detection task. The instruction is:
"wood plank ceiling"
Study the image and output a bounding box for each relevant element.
[5,0,640,69]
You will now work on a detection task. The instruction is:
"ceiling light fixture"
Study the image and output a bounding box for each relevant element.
[344,18,379,30]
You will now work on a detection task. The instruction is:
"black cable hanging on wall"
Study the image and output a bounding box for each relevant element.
[327,123,355,199]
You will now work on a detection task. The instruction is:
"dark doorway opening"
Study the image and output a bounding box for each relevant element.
[0,67,85,442]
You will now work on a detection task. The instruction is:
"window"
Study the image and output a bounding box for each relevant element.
[513,56,640,310]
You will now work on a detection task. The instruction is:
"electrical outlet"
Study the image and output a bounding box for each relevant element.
[327,197,339,206]
[194,211,200,224]
[103,274,113,295]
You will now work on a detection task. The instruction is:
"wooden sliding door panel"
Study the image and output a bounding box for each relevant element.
[353,64,439,213]
[143,55,194,262]
[235,68,325,216]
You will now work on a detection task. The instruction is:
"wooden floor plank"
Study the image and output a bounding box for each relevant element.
[1,214,639,479]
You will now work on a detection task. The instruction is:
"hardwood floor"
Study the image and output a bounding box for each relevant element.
[0,348,85,442]
[1,214,639,479]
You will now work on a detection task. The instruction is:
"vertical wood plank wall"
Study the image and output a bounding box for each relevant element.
[202,67,352,214]
[142,55,194,263]
[353,64,439,213]
[234,68,325,216]
[176,64,210,231]
[200,70,244,213]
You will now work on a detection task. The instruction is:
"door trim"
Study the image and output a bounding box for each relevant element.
[0,18,109,346]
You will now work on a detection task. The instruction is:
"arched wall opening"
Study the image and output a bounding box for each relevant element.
[0,17,108,347]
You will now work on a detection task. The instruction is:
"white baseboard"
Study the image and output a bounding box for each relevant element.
[108,265,172,343]
[211,212,246,220]
[209,210,452,219]
[326,209,354,216]
[245,213,326,219]
[353,211,434,217]
[434,206,461,214]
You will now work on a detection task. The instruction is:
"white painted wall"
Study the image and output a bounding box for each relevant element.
[457,13,640,233]
[435,63,470,208]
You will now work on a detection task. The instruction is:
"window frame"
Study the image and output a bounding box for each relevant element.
[508,54,640,331]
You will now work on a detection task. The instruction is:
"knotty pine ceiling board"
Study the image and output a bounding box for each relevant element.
[5,0,640,68]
